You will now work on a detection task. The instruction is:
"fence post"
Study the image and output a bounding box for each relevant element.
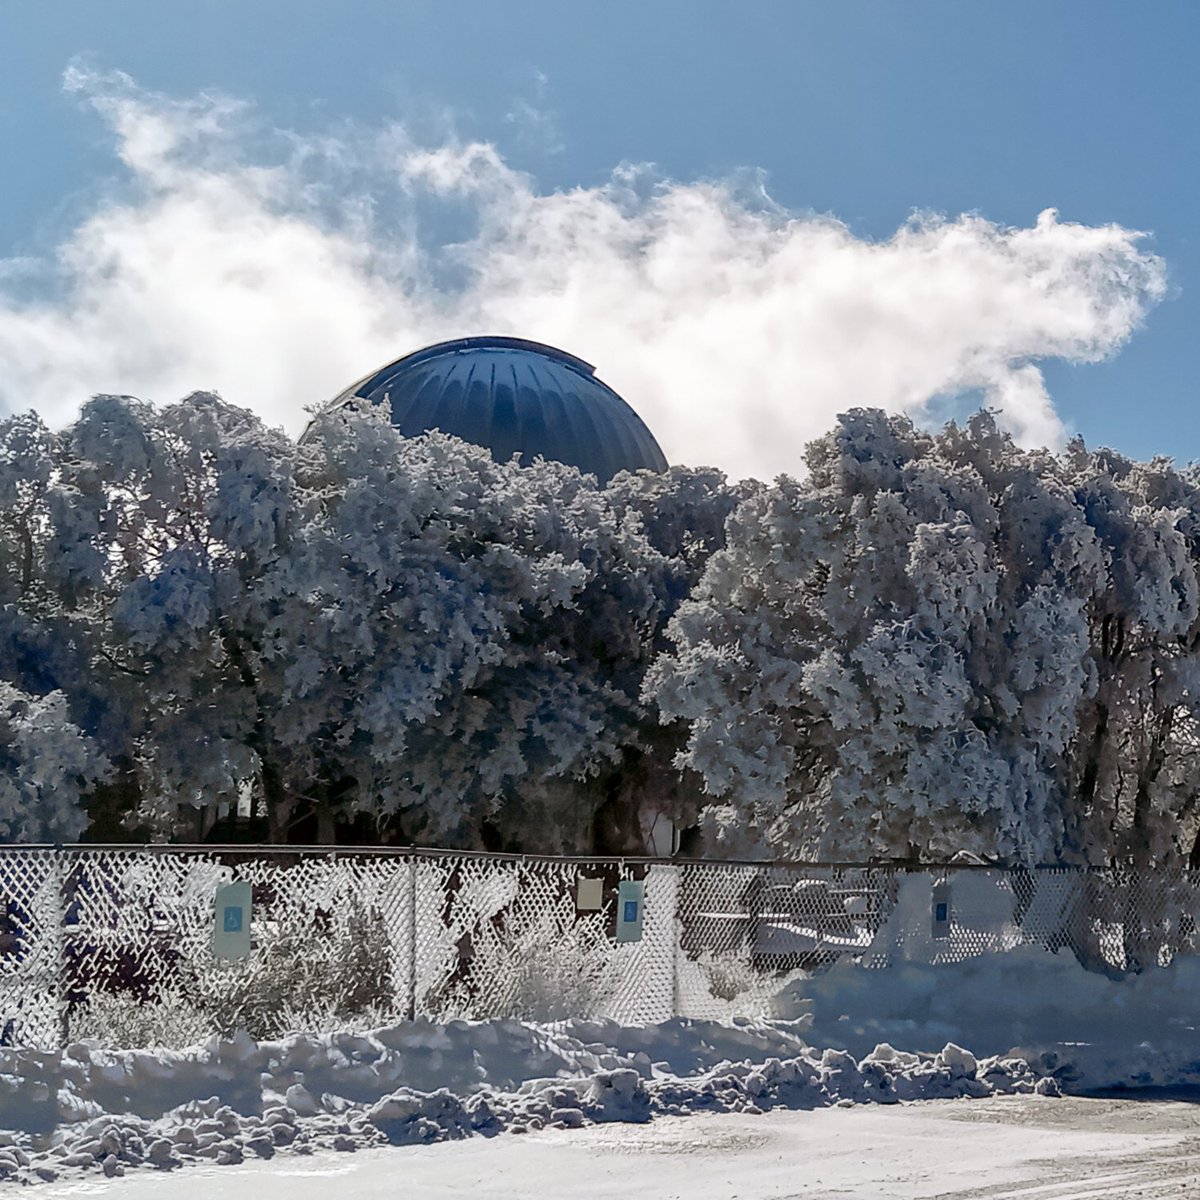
[671,862,681,1018]
[406,856,417,1021]
[54,844,68,1049]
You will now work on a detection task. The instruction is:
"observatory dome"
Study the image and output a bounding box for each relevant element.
[324,336,668,484]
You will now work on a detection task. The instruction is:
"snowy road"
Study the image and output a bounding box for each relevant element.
[41,1094,1200,1199]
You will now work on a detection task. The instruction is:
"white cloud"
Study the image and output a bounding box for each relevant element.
[0,68,1168,480]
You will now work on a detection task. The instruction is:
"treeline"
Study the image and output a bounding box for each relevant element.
[2,397,1199,866]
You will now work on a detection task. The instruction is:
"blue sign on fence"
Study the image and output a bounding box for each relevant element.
[931,882,951,940]
[616,880,644,943]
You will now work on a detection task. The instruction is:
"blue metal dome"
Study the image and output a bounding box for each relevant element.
[326,336,668,483]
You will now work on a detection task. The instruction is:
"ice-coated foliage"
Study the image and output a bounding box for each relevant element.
[53,393,298,835]
[651,410,1200,866]
[0,683,107,841]
[287,411,728,850]
[6,387,1200,865]
[0,392,739,850]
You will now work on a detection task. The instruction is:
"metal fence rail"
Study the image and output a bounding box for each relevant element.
[2,847,1198,1050]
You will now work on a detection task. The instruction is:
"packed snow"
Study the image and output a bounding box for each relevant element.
[34,1098,1200,1200]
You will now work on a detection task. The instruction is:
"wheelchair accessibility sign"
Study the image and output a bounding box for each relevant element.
[213,882,252,959]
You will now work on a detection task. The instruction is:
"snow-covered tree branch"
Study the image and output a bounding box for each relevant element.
[5,393,1200,865]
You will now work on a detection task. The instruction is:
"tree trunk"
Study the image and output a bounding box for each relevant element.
[1063,698,1110,859]
[1129,700,1173,860]
[1077,701,1109,813]
[262,761,294,843]
[315,805,337,846]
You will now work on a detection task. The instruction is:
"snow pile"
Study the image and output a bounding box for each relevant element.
[0,1026,1058,1183]
[0,1018,812,1139]
[0,1019,1057,1184]
[784,943,1200,1091]
[361,1044,1057,1148]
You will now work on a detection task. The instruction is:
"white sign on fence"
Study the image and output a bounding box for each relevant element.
[213,881,252,960]
[576,876,604,912]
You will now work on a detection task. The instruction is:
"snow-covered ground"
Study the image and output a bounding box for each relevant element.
[36,1095,1200,1199]
[5,945,1199,1189]
[0,1019,1063,1186]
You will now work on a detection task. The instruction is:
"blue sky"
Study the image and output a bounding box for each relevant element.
[0,1,1195,478]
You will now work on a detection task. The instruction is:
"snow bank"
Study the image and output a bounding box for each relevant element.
[783,943,1200,1090]
[0,1017,819,1136]
[0,1017,1057,1185]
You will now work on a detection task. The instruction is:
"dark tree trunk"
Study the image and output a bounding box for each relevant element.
[262,761,293,843]
[315,805,337,846]
[1077,701,1109,815]
[1131,708,1172,856]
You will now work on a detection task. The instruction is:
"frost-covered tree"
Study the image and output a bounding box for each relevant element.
[0,683,107,841]
[0,388,745,851]
[1058,446,1200,866]
[4,387,729,849]
[651,409,1200,866]
[36,392,296,839]
[287,411,739,851]
[0,412,113,839]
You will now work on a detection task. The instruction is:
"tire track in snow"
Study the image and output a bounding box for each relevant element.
[931,1142,1200,1199]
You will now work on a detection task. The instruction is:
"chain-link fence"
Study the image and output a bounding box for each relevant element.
[2,847,1198,1050]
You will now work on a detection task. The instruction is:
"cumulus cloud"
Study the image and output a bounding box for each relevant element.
[0,67,1168,480]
